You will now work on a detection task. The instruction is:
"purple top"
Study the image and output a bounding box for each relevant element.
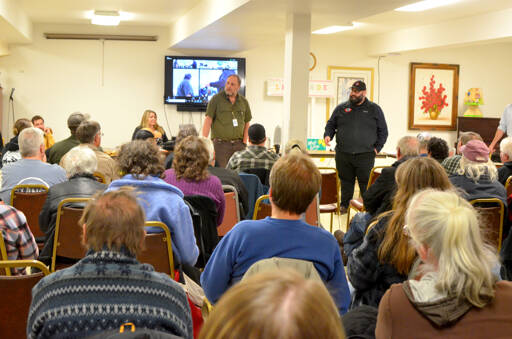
[163,168,225,225]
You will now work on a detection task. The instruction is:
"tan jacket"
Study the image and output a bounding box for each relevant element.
[59,144,119,184]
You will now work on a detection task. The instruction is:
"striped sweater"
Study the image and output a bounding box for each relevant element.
[27,248,192,339]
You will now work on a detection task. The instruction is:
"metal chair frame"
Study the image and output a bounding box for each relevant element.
[141,221,175,277]
[217,185,241,237]
[318,167,341,232]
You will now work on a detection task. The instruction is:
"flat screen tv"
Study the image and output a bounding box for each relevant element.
[164,56,246,111]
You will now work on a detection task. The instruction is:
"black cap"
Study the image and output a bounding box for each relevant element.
[248,124,266,144]
[351,80,366,91]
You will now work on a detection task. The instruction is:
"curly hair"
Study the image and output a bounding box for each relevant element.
[427,136,449,162]
[172,135,209,181]
[117,140,165,179]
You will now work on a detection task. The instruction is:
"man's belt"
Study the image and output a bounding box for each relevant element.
[212,138,243,143]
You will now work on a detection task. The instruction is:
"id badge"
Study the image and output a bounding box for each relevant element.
[233,119,238,127]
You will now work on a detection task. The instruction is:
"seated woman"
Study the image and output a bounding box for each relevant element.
[2,118,32,167]
[131,109,168,146]
[164,136,225,225]
[450,139,506,205]
[107,140,198,267]
[38,146,106,266]
[376,190,512,338]
[199,270,346,339]
[347,157,454,308]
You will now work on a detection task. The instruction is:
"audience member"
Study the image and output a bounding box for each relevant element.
[38,146,106,266]
[31,115,54,149]
[226,123,279,174]
[199,270,346,339]
[203,137,249,217]
[107,140,198,267]
[284,139,307,155]
[416,132,431,156]
[48,112,86,164]
[0,202,38,275]
[449,139,506,205]
[164,125,198,169]
[427,136,449,163]
[442,131,483,175]
[164,136,225,225]
[61,120,118,183]
[498,136,512,185]
[201,153,351,314]
[342,305,378,339]
[132,109,168,146]
[27,189,193,339]
[2,118,32,166]
[0,127,66,204]
[348,157,453,308]
[133,128,156,144]
[376,190,512,338]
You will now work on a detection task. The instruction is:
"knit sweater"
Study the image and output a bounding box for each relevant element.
[27,248,193,339]
[163,169,225,225]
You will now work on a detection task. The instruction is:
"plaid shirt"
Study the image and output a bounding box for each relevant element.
[442,155,461,175]
[226,145,280,172]
[0,203,38,275]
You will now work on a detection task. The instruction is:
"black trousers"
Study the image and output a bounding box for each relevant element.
[335,151,375,207]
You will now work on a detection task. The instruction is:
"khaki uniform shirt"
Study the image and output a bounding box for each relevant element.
[206,91,252,140]
[60,144,119,184]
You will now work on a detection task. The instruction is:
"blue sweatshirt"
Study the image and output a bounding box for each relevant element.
[201,217,351,314]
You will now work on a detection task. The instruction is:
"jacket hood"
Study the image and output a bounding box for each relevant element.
[403,279,472,326]
[109,174,184,197]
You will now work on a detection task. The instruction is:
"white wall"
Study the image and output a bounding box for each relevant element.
[1,23,511,153]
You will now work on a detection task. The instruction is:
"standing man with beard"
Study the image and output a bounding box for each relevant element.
[324,81,388,214]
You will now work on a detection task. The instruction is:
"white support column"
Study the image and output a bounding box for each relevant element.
[282,12,310,144]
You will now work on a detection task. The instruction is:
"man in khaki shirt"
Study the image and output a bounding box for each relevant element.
[60,120,118,184]
[201,74,252,168]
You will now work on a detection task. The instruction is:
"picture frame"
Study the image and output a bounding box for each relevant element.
[326,66,374,121]
[408,62,459,130]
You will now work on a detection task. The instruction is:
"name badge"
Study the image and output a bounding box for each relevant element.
[233,119,238,127]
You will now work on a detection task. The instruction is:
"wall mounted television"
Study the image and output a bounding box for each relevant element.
[164,56,246,111]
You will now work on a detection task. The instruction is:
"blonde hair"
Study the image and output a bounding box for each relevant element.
[457,156,498,182]
[406,189,498,308]
[139,109,165,135]
[199,270,345,339]
[378,157,453,275]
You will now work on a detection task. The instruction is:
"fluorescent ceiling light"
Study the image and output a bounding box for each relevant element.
[313,25,354,35]
[91,11,121,26]
[395,0,459,12]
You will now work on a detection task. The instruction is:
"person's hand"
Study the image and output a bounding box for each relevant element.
[489,143,496,154]
[44,127,52,135]
[324,136,331,147]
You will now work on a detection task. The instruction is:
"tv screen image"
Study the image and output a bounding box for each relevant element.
[164,56,246,111]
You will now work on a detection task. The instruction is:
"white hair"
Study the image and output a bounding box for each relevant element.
[500,137,512,159]
[457,156,498,182]
[61,146,98,177]
[19,127,44,157]
[200,137,215,163]
[397,136,419,157]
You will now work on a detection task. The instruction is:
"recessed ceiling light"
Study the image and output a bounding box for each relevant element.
[312,25,354,35]
[395,0,460,12]
[91,11,121,26]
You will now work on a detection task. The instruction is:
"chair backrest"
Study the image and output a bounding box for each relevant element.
[242,168,271,186]
[253,194,271,220]
[317,167,339,205]
[137,221,174,277]
[11,184,49,239]
[0,260,49,338]
[304,194,320,227]
[367,166,388,189]
[51,198,90,272]
[506,176,512,198]
[0,234,9,276]
[217,185,240,237]
[242,257,322,282]
[470,198,504,252]
[238,173,266,220]
[93,171,106,184]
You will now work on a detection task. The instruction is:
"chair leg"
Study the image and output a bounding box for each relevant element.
[330,212,333,233]
[346,208,351,231]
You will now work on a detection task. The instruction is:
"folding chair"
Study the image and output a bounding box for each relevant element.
[317,167,340,233]
[470,198,505,252]
[304,194,320,227]
[11,184,49,240]
[505,175,512,198]
[51,198,90,272]
[0,260,49,338]
[217,185,241,237]
[138,221,174,277]
[0,234,9,276]
[253,194,272,220]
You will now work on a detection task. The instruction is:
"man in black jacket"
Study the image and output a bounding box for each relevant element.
[324,80,388,213]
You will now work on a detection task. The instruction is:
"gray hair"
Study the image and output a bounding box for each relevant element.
[457,156,498,182]
[397,136,419,157]
[200,137,215,163]
[19,127,44,157]
[500,137,512,159]
[61,146,98,177]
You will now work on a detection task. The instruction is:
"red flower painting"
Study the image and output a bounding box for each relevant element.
[418,75,448,119]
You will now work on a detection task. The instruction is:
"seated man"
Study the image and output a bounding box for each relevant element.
[442,131,482,175]
[498,136,512,185]
[48,112,85,164]
[60,120,118,184]
[201,153,351,314]
[0,127,66,204]
[31,115,55,149]
[226,123,279,176]
[27,189,193,339]
[0,202,38,275]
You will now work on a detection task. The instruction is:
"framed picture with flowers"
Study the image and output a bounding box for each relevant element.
[408,62,459,130]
